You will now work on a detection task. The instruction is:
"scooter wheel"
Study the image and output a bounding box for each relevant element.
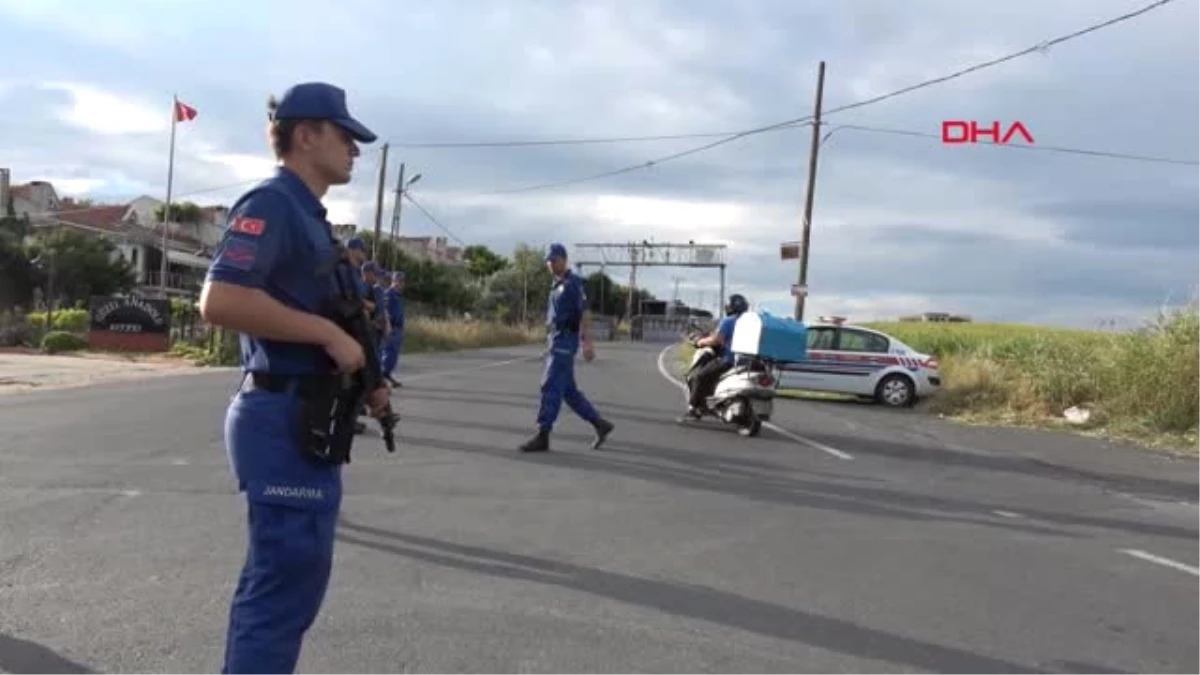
[737,418,762,437]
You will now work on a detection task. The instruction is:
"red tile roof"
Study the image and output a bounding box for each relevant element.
[51,205,131,232]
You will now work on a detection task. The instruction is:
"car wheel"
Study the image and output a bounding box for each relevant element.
[875,373,915,407]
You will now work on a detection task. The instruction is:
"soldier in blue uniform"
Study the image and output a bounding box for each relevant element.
[382,270,406,386]
[519,243,615,452]
[360,262,385,326]
[199,82,389,674]
[345,237,369,296]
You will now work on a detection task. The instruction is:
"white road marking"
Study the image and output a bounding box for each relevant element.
[121,490,142,497]
[763,421,855,461]
[1120,549,1200,578]
[401,354,542,383]
[171,459,190,466]
[992,510,1022,519]
[655,343,853,461]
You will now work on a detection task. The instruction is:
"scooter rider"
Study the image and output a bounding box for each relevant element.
[686,293,749,418]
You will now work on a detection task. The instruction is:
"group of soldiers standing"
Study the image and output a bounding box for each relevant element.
[345,237,406,387]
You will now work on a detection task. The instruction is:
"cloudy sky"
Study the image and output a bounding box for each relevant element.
[1,0,1196,327]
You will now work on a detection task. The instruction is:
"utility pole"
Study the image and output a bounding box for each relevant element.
[795,60,825,322]
[625,243,639,321]
[371,143,389,261]
[388,162,406,270]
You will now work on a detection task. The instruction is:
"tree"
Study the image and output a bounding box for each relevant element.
[154,201,204,224]
[462,244,509,279]
[476,242,554,324]
[583,271,624,316]
[25,229,137,308]
[0,214,34,310]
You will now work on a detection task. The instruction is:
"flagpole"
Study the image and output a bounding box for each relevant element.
[160,93,178,296]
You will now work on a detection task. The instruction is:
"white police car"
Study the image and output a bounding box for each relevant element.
[774,317,941,407]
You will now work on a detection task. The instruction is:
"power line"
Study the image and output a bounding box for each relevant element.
[821,0,1182,118]
[480,0,1183,195]
[828,123,1199,166]
[484,121,815,195]
[390,130,746,148]
[402,192,467,246]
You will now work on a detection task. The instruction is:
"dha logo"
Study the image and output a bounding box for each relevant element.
[263,485,325,500]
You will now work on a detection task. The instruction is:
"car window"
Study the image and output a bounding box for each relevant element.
[807,326,835,350]
[836,328,890,353]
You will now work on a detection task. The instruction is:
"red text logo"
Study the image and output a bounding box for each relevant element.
[941,120,1035,145]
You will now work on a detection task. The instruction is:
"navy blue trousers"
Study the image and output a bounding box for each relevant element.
[221,385,341,674]
[537,351,599,431]
[382,329,403,377]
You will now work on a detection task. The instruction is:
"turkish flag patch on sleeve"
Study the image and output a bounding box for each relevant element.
[230,216,266,236]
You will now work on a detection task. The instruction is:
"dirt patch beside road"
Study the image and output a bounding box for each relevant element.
[0,350,216,394]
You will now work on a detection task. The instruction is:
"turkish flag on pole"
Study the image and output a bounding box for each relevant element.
[174,99,197,122]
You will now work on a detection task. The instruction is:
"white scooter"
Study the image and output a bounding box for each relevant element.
[680,333,778,437]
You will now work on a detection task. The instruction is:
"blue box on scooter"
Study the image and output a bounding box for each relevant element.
[730,311,807,364]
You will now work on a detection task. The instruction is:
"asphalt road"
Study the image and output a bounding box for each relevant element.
[0,341,1196,673]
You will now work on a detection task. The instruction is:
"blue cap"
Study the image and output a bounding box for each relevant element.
[346,237,367,251]
[273,82,377,143]
[392,270,405,282]
[545,243,568,261]
[362,261,379,273]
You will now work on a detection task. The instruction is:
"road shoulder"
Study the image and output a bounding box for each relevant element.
[0,350,213,395]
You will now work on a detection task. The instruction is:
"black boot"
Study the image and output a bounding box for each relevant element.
[519,429,550,452]
[591,418,615,449]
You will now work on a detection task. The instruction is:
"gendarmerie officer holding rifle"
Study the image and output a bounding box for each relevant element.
[199,81,395,674]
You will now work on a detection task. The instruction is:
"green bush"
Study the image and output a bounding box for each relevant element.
[26,309,89,333]
[41,330,87,354]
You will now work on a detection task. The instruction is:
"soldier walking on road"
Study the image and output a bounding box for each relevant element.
[519,243,615,453]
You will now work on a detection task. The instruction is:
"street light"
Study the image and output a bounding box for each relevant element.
[388,168,422,270]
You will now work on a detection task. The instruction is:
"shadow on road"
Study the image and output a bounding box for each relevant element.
[402,383,670,420]
[334,518,1043,673]
[396,387,1196,541]
[0,633,95,674]
[398,429,1081,541]
[397,408,1197,542]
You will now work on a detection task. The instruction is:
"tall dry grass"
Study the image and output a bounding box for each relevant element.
[403,317,543,353]
[866,305,1199,448]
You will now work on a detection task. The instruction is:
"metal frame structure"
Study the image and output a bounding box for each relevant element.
[573,241,728,319]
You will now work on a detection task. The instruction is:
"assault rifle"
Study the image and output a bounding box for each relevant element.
[319,248,399,462]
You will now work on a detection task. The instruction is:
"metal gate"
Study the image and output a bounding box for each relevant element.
[631,316,714,343]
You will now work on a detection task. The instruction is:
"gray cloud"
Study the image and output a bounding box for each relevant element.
[0,0,1195,327]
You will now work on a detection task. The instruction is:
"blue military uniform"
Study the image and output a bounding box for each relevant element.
[519,243,614,452]
[362,263,387,369]
[205,81,377,674]
[345,238,369,298]
[382,271,405,382]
